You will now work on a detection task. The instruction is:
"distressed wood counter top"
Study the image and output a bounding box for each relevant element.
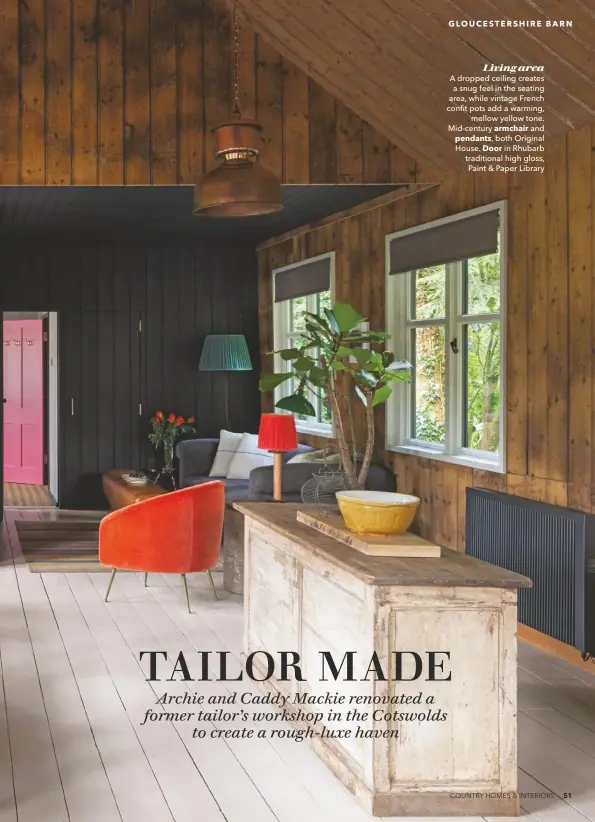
[233,501,531,589]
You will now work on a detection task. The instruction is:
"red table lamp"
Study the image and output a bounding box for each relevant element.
[258,414,298,501]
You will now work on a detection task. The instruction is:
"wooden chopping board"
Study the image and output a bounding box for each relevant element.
[296,508,441,557]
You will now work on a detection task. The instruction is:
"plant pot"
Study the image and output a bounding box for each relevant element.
[336,491,420,536]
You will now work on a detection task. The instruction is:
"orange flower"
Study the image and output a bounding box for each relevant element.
[156,411,164,419]
[188,416,195,424]
[175,416,184,425]
[168,413,176,423]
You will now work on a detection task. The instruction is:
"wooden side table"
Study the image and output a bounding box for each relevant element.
[102,470,168,510]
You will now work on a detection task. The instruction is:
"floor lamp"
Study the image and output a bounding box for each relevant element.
[199,334,253,429]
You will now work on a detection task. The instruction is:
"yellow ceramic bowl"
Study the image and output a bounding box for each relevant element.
[336,491,420,536]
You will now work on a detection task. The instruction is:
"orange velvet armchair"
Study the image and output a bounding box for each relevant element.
[100,480,225,613]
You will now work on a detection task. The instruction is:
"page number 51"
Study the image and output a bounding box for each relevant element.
[564,793,572,799]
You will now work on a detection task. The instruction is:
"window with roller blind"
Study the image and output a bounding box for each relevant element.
[272,252,335,436]
[385,201,506,473]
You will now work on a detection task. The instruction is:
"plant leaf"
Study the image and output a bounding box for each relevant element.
[303,323,326,344]
[343,331,390,342]
[354,384,368,405]
[367,351,384,369]
[303,313,333,338]
[332,302,365,332]
[387,360,412,372]
[279,348,300,361]
[354,369,377,388]
[308,366,327,387]
[259,372,292,392]
[373,385,392,406]
[275,394,316,416]
[330,360,346,371]
[351,347,373,366]
[294,356,315,372]
[323,308,340,333]
[384,371,410,382]
[335,345,353,358]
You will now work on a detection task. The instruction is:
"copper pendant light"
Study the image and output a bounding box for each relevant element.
[193,3,283,218]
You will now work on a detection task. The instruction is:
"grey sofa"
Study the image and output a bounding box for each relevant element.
[176,437,314,503]
[176,437,397,503]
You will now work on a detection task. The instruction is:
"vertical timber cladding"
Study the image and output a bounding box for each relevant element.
[257,123,595,552]
[0,238,261,509]
[0,0,420,186]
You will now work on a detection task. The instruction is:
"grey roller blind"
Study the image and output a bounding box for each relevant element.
[389,210,499,275]
[274,256,331,303]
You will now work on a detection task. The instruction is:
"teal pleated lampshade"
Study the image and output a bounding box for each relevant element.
[199,334,253,371]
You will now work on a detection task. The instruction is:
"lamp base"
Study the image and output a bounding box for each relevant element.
[273,452,283,502]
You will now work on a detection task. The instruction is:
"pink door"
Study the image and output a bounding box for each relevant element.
[3,319,44,485]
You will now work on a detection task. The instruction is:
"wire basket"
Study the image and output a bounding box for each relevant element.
[300,447,349,512]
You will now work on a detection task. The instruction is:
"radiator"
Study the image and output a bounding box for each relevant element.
[466,488,595,656]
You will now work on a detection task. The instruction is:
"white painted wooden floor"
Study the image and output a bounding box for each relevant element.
[2,509,595,822]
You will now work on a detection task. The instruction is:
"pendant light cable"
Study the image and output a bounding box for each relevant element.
[232,1,241,118]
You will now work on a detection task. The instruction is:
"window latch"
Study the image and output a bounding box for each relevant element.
[449,338,459,354]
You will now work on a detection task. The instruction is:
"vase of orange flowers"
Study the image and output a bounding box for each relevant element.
[149,411,196,475]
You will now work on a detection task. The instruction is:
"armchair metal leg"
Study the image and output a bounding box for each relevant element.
[144,572,148,587]
[105,568,117,602]
[181,574,192,614]
[207,569,219,601]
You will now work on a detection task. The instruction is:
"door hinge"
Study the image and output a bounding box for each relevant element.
[43,454,48,465]
[139,403,142,416]
[138,319,142,333]
[43,331,48,342]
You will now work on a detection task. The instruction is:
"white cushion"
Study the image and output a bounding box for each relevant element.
[226,433,274,480]
[209,430,244,477]
[287,449,341,465]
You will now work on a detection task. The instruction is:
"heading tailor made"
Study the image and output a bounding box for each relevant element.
[139,649,453,683]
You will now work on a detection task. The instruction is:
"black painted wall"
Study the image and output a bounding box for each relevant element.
[0,237,260,508]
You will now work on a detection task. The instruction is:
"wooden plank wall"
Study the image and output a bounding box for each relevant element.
[1,236,260,507]
[257,123,595,552]
[0,0,419,186]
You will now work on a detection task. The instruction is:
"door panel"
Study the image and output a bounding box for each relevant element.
[60,311,142,509]
[3,319,44,484]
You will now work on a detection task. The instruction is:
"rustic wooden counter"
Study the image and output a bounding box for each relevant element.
[235,502,531,818]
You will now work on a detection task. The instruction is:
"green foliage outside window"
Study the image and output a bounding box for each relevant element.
[412,251,500,453]
[464,254,500,452]
[411,266,446,445]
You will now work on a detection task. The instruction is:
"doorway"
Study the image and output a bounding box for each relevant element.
[3,312,58,509]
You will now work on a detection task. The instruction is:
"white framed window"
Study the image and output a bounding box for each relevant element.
[385,201,506,473]
[272,252,335,437]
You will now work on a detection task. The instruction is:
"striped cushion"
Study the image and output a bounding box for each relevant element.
[208,430,243,477]
[226,433,274,480]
